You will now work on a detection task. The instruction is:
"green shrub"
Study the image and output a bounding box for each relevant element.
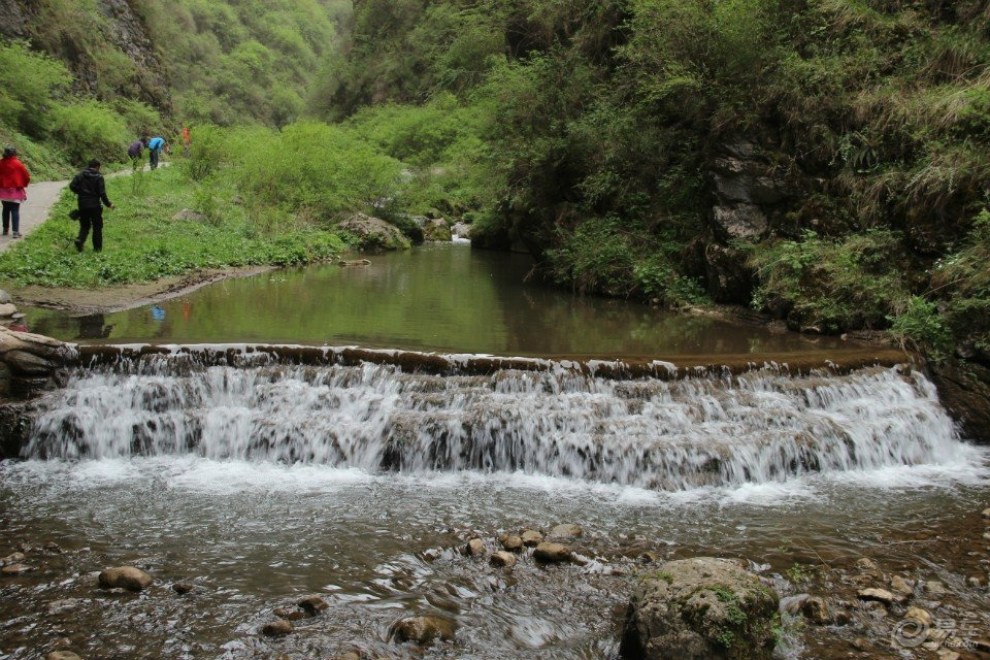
[888,295,951,355]
[0,41,72,138]
[750,229,910,333]
[48,100,131,165]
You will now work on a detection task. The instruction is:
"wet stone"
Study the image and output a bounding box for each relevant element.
[549,523,583,539]
[465,538,486,557]
[1,563,33,576]
[261,620,294,637]
[172,582,194,595]
[890,575,914,595]
[801,596,831,625]
[490,551,517,568]
[43,542,63,554]
[533,542,571,563]
[1,552,26,566]
[273,607,305,621]
[924,580,949,597]
[298,595,328,616]
[98,566,153,592]
[981,508,990,519]
[905,606,933,626]
[857,587,901,605]
[392,616,456,646]
[45,653,82,660]
[499,534,523,553]
[855,558,879,572]
[520,530,543,547]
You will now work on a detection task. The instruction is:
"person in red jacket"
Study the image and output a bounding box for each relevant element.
[0,146,30,238]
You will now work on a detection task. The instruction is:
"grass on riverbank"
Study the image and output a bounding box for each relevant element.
[0,166,348,288]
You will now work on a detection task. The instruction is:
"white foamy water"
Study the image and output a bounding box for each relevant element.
[15,360,988,495]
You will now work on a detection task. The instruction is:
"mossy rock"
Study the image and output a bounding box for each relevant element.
[621,557,779,660]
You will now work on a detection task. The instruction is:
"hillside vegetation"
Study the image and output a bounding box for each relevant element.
[2,0,989,366]
[0,0,347,176]
[317,0,990,361]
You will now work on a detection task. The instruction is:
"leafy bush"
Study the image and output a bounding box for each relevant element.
[750,230,910,333]
[0,41,72,137]
[48,100,131,165]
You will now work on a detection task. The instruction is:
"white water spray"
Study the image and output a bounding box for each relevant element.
[24,362,971,490]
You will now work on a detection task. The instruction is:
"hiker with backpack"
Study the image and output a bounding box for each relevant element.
[147,136,167,170]
[69,159,113,252]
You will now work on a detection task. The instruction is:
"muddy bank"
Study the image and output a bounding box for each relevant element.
[9,266,273,314]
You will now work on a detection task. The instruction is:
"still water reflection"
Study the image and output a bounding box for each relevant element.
[25,244,845,358]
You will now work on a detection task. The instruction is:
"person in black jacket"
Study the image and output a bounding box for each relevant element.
[69,159,113,252]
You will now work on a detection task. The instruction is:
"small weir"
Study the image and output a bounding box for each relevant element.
[25,345,966,490]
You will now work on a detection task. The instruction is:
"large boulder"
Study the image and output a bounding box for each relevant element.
[621,557,779,660]
[422,218,452,242]
[930,360,990,443]
[337,213,411,251]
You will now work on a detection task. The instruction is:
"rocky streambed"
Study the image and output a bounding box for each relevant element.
[3,505,990,659]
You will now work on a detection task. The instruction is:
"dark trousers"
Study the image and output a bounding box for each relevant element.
[149,149,160,170]
[1,201,20,234]
[77,207,104,252]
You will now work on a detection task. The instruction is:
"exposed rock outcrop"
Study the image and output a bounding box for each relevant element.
[337,213,411,251]
[930,360,990,443]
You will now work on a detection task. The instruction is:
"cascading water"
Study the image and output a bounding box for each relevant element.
[24,356,970,490]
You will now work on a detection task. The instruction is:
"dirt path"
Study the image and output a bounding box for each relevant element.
[0,180,67,253]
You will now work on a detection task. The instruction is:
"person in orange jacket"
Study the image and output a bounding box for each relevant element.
[0,146,30,238]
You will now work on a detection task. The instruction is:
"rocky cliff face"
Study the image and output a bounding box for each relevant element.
[0,0,171,115]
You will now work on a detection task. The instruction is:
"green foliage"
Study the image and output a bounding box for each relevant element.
[48,100,131,166]
[750,230,910,333]
[888,296,951,355]
[0,41,72,138]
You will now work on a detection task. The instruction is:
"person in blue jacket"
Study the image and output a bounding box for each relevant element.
[147,136,167,170]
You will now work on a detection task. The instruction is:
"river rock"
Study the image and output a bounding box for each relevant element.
[45,652,82,660]
[465,538,486,557]
[621,557,779,659]
[98,566,153,592]
[857,587,901,606]
[1,552,25,565]
[1,563,32,575]
[261,620,294,637]
[890,575,914,596]
[422,218,452,242]
[0,290,11,305]
[4,350,55,377]
[490,551,517,568]
[533,542,571,563]
[855,557,879,572]
[520,530,543,547]
[549,523,583,539]
[172,582,194,595]
[273,607,305,621]
[499,534,523,552]
[451,222,471,240]
[801,596,831,625]
[905,606,933,626]
[337,213,411,251]
[0,303,17,317]
[391,615,456,645]
[298,595,328,616]
[923,580,949,597]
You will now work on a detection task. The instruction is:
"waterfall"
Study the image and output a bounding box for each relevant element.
[24,358,966,490]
